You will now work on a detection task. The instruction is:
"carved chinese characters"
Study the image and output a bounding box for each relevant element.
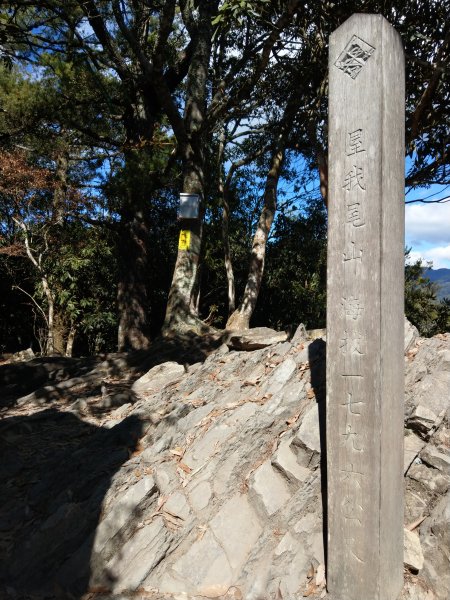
[327,15,405,600]
[339,121,369,565]
[346,129,365,155]
[343,163,365,191]
[343,242,363,274]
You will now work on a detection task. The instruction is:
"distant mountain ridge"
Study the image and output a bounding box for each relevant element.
[424,268,450,300]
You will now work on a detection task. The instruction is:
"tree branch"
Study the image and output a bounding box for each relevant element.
[111,0,153,79]
[208,0,301,123]
[81,0,131,81]
[405,195,450,204]
[12,285,48,325]
[410,31,450,142]
[154,0,176,72]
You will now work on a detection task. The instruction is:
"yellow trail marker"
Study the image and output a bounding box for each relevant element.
[178,230,191,250]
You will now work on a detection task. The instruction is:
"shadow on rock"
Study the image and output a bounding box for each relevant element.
[0,331,229,412]
[0,409,143,598]
[308,337,328,573]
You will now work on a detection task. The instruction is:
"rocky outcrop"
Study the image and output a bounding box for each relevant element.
[0,322,448,600]
[226,326,290,350]
[403,332,450,600]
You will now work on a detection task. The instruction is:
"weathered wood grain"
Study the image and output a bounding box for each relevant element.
[326,14,405,600]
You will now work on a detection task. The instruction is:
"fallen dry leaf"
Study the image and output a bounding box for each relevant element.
[189,398,205,407]
[303,580,317,597]
[256,393,273,404]
[405,515,427,531]
[163,512,183,530]
[87,586,111,594]
[169,447,184,458]
[273,528,285,537]
[156,495,168,510]
[178,461,192,474]
[286,412,301,426]
[197,524,208,540]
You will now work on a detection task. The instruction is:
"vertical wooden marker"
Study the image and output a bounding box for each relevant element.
[327,14,405,600]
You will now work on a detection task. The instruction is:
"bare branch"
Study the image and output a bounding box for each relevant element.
[405,195,450,204]
[12,217,40,271]
[12,285,48,326]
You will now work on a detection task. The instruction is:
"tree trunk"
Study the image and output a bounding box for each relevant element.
[51,312,76,357]
[45,280,55,355]
[163,149,206,333]
[163,217,204,334]
[318,149,328,208]
[52,310,67,356]
[117,199,151,351]
[218,126,235,314]
[16,217,57,355]
[65,324,76,357]
[226,148,284,330]
[48,141,74,355]
[116,98,154,351]
[163,1,218,335]
[226,92,301,331]
[222,192,236,315]
[53,146,69,225]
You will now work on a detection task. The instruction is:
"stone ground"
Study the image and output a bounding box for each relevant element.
[0,323,448,600]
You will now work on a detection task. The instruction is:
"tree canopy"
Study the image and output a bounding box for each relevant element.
[0,0,448,355]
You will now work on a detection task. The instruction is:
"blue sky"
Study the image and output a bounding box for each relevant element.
[405,183,450,270]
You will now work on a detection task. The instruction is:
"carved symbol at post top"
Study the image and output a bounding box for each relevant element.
[340,391,365,416]
[343,165,365,191]
[346,129,366,155]
[335,35,375,79]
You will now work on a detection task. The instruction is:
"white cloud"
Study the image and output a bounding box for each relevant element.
[405,202,450,246]
[407,245,450,269]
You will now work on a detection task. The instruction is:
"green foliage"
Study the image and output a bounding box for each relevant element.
[426,269,450,300]
[435,298,450,334]
[212,0,271,27]
[0,254,36,353]
[45,224,119,354]
[198,193,327,330]
[405,250,449,336]
[254,199,327,330]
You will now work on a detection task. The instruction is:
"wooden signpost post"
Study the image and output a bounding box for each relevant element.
[326,14,405,600]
